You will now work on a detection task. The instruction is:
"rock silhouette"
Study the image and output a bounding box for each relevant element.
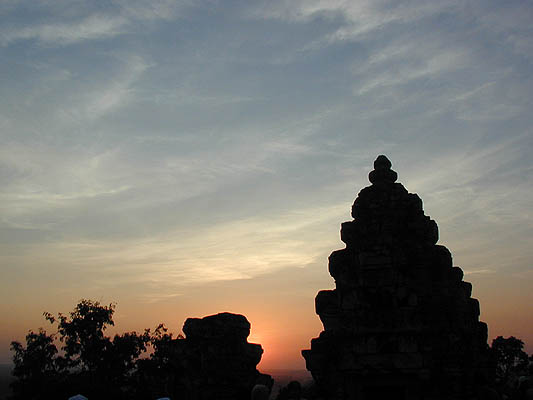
[173,312,272,400]
[302,155,494,399]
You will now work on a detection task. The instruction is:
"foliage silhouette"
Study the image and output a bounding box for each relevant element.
[492,336,529,382]
[10,328,65,399]
[10,299,178,400]
[491,336,532,400]
[134,323,184,399]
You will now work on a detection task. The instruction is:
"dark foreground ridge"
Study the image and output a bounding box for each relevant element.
[302,155,494,400]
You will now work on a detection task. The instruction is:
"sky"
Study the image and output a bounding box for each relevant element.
[1,0,532,370]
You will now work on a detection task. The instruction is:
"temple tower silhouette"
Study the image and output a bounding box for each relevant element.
[302,155,494,400]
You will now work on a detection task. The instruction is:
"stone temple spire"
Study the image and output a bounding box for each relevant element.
[368,154,397,184]
[302,155,494,400]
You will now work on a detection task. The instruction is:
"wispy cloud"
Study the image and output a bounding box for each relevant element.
[1,14,127,46]
[0,144,131,229]
[58,55,152,121]
[447,80,528,122]
[356,48,469,95]
[0,0,186,46]
[116,0,188,21]
[249,0,459,39]
[4,201,346,302]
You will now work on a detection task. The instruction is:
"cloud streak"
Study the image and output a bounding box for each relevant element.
[0,0,186,46]
[1,14,127,46]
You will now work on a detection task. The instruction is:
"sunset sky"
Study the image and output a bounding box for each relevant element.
[1,0,532,370]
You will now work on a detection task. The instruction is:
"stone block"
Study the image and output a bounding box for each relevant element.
[176,313,270,400]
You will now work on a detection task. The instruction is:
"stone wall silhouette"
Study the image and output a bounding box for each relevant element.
[302,156,494,400]
[173,312,272,400]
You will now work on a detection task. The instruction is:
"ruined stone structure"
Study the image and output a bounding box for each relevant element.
[302,156,494,400]
[173,312,272,400]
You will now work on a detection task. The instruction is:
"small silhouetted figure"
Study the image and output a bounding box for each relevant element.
[251,384,270,400]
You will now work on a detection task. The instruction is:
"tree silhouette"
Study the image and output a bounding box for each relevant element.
[10,329,65,399]
[492,336,529,383]
[44,300,116,372]
[135,323,183,399]
[10,299,165,400]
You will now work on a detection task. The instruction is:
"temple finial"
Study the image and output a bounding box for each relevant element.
[369,154,397,184]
